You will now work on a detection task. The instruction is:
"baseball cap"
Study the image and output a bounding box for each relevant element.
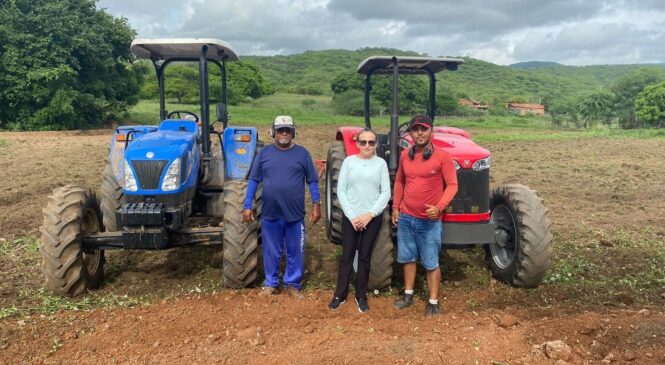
[273,115,295,130]
[408,114,433,130]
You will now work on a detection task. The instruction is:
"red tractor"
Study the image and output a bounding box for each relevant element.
[325,56,552,290]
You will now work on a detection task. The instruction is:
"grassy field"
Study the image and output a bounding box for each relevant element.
[124,93,665,144]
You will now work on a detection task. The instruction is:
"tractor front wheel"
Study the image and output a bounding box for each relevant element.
[100,158,125,231]
[222,180,259,288]
[369,211,394,290]
[486,184,552,288]
[40,185,105,296]
[325,141,345,244]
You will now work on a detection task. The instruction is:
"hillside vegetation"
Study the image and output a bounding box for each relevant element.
[246,48,665,102]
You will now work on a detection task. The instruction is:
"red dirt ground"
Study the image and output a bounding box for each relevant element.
[1,127,664,364]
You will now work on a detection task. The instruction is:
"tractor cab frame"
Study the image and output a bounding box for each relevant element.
[39,39,262,296]
[325,56,553,290]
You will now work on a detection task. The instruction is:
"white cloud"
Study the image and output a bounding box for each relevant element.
[98,0,665,65]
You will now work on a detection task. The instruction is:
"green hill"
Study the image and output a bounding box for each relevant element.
[245,49,665,105]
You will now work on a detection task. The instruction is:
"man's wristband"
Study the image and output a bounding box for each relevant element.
[312,201,321,205]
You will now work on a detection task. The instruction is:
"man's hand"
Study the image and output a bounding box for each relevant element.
[242,208,254,223]
[310,203,321,224]
[425,204,441,219]
[391,209,400,226]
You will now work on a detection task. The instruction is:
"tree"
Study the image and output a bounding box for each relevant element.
[635,81,665,127]
[330,71,429,115]
[0,0,141,130]
[331,90,380,116]
[577,91,614,129]
[611,68,665,128]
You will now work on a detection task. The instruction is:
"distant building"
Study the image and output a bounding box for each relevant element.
[458,98,489,110]
[506,103,545,115]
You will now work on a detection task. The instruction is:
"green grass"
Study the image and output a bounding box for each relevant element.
[0,288,152,320]
[0,138,8,147]
[124,94,665,144]
[0,236,40,259]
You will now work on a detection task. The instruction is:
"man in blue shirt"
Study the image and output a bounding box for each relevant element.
[242,116,321,299]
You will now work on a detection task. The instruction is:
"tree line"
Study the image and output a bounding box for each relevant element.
[2,0,664,130]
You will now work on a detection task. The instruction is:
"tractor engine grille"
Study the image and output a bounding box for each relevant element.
[447,168,490,214]
[131,160,168,190]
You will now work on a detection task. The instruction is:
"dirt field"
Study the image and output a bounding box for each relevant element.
[1,126,664,364]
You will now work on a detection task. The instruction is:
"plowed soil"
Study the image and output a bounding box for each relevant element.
[1,126,664,364]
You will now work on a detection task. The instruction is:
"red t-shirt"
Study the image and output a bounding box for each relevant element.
[393,147,458,219]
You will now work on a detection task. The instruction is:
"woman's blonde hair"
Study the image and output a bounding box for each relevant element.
[354,128,377,142]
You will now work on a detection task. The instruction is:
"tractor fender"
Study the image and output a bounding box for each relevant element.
[334,126,364,156]
[223,127,258,179]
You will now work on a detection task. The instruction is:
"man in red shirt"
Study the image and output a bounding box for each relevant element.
[391,115,458,316]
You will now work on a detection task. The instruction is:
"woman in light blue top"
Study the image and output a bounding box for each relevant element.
[328,128,391,313]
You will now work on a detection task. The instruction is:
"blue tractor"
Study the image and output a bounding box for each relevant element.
[40,39,261,296]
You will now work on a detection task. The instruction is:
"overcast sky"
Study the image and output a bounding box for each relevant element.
[98,0,665,66]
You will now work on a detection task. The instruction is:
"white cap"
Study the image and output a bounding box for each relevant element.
[273,115,295,129]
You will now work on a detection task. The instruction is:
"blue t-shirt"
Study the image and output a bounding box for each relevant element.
[247,144,319,222]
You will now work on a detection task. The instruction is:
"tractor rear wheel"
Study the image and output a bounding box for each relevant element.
[486,184,552,288]
[325,141,345,244]
[100,158,125,231]
[222,180,259,288]
[40,185,105,296]
[369,211,394,290]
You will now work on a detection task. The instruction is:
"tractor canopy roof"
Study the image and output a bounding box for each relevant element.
[357,56,464,75]
[130,38,239,62]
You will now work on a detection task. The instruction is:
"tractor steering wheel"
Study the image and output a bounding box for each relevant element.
[397,120,411,136]
[167,111,199,123]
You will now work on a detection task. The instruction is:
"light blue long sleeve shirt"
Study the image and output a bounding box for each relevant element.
[336,154,391,220]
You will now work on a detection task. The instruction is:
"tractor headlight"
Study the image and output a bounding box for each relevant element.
[123,160,138,192]
[161,158,181,191]
[472,157,491,171]
[453,160,461,171]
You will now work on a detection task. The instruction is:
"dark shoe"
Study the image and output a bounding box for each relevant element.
[286,286,305,300]
[393,293,414,310]
[328,296,346,310]
[425,302,441,316]
[355,297,369,313]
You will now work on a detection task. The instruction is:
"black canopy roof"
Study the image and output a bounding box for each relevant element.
[357,56,464,75]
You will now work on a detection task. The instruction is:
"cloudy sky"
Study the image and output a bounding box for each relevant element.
[98,0,665,66]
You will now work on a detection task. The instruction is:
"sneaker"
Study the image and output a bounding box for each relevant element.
[393,293,414,310]
[425,302,441,316]
[328,296,346,310]
[286,286,305,300]
[355,297,369,313]
[258,286,277,297]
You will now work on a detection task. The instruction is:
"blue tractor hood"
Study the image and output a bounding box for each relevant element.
[123,120,201,195]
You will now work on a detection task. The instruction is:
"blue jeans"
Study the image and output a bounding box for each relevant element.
[261,218,306,289]
[396,212,442,270]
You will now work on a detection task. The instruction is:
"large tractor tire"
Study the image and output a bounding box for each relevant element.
[325,141,345,244]
[486,184,553,288]
[40,185,105,296]
[369,211,394,290]
[222,180,259,288]
[100,158,125,231]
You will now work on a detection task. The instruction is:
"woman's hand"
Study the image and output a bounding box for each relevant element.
[354,213,374,230]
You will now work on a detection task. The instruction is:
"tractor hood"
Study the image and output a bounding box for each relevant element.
[125,120,199,163]
[402,127,490,164]
[126,130,197,162]
[122,120,200,194]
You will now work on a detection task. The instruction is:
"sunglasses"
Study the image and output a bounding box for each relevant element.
[357,139,376,146]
